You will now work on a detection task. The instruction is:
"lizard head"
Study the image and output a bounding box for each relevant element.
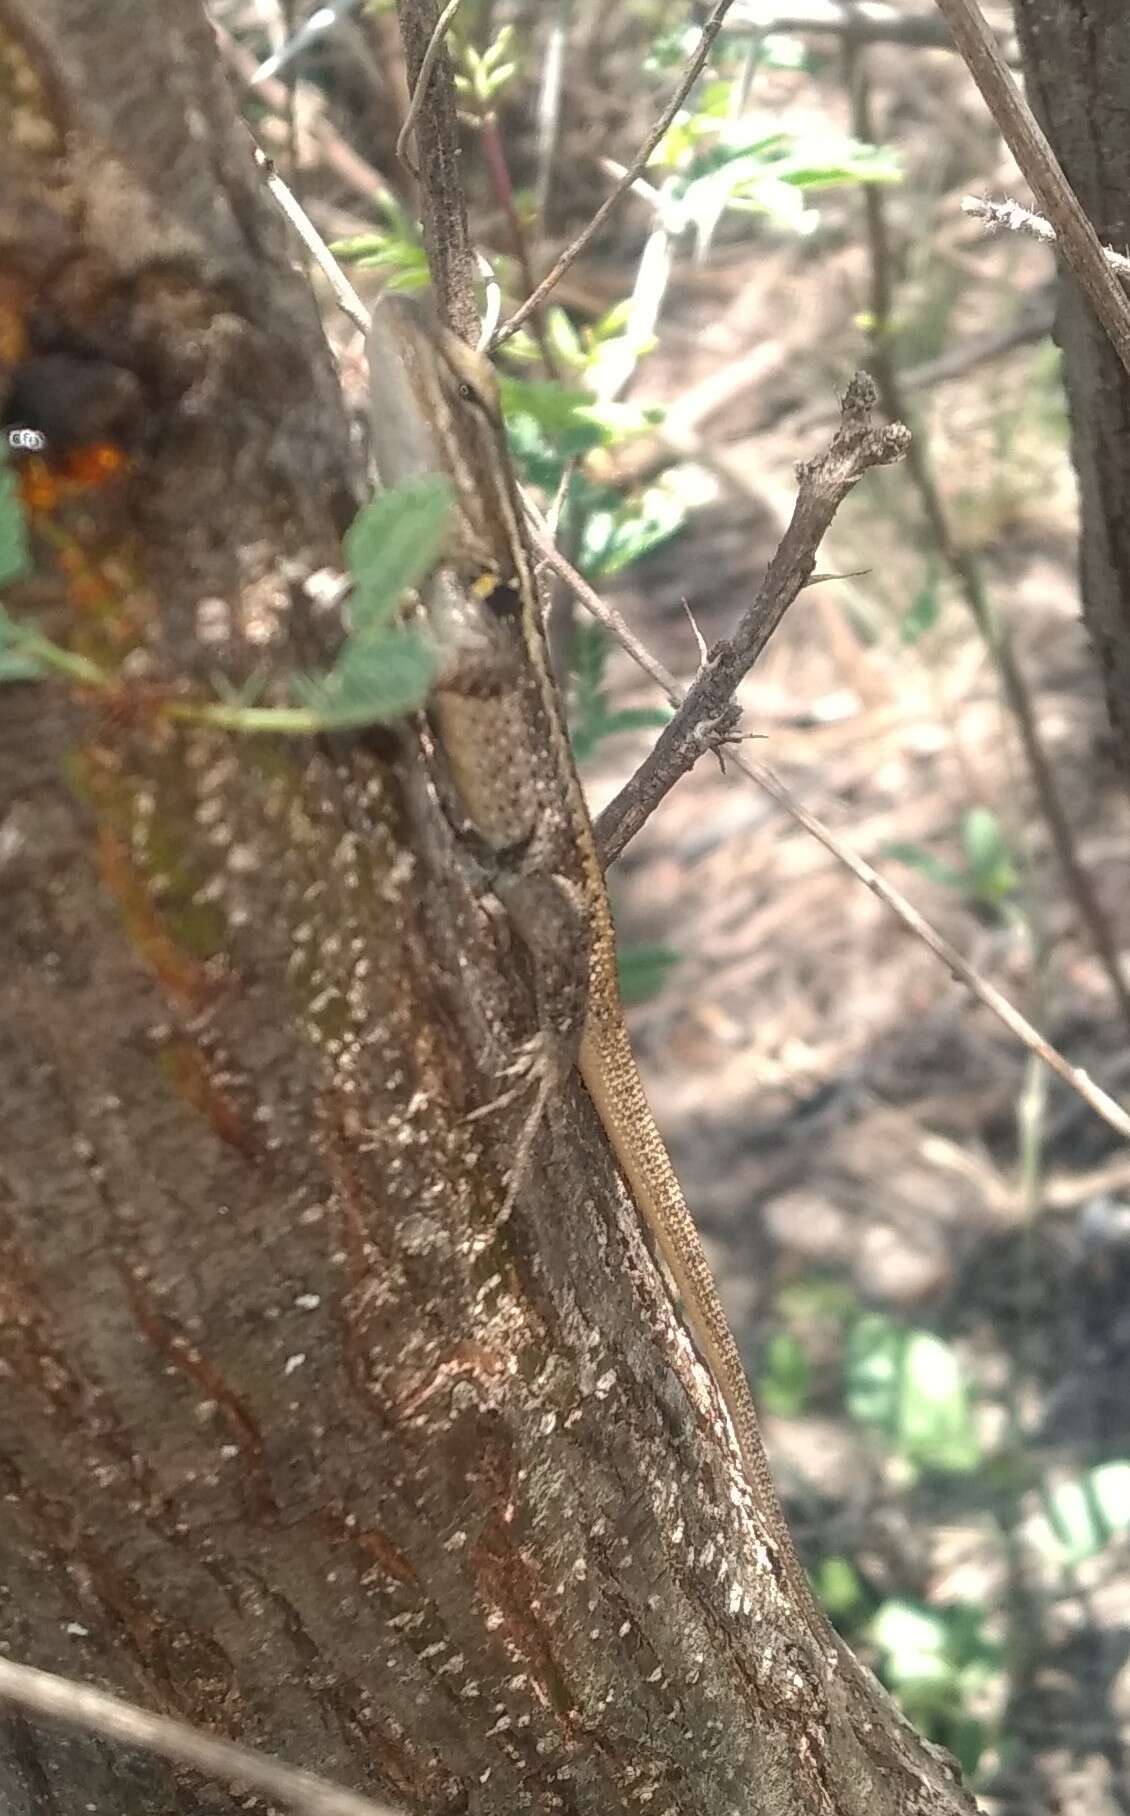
[366,294,526,595]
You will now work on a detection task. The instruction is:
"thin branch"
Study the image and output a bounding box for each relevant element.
[218,19,395,207]
[595,374,911,856]
[493,0,741,346]
[394,0,478,340]
[0,1657,401,1816]
[534,0,570,234]
[963,193,1130,281]
[737,758,1130,1146]
[932,0,1130,380]
[477,114,563,374]
[254,148,371,335]
[250,0,363,86]
[395,0,465,178]
[726,0,1017,56]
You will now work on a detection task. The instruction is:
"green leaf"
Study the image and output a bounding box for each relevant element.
[599,706,672,738]
[0,604,46,683]
[868,1596,1002,1775]
[644,24,703,75]
[881,843,966,892]
[544,306,584,369]
[0,644,46,682]
[846,1317,981,1474]
[454,24,519,106]
[663,120,900,246]
[292,632,436,729]
[0,448,30,592]
[896,1331,980,1470]
[330,195,429,288]
[618,943,679,1006]
[572,618,609,698]
[0,604,108,689]
[813,1547,868,1619]
[759,1329,812,1417]
[568,622,672,762]
[759,33,808,72]
[901,566,941,644]
[293,475,451,729]
[580,484,687,579]
[590,299,634,343]
[960,807,1017,904]
[500,376,659,459]
[871,1601,952,1686]
[813,1555,864,1619]
[345,475,453,628]
[1032,1462,1130,1565]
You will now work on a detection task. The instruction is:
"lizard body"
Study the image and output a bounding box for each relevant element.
[366,299,835,1655]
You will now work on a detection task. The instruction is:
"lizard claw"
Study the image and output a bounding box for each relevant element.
[464,1033,562,1220]
[463,1032,557,1123]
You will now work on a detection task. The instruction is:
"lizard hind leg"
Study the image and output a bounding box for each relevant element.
[463,1030,561,1221]
[464,869,592,1221]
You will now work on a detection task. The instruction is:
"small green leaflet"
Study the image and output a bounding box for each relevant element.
[293,474,451,728]
[0,449,35,679]
[329,194,430,291]
[1032,1462,1130,1565]
[846,1315,982,1475]
[900,563,941,644]
[0,448,29,593]
[500,374,662,459]
[0,452,46,681]
[0,473,452,733]
[0,606,49,683]
[618,943,679,1007]
[569,621,672,763]
[885,807,1017,917]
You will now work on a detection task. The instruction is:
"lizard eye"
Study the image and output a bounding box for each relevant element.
[457,380,474,403]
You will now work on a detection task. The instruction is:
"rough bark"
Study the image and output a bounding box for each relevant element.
[0,4,977,1813]
[1012,0,1130,776]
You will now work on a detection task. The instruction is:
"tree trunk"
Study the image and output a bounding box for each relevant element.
[0,3,975,1812]
[1012,0,1130,775]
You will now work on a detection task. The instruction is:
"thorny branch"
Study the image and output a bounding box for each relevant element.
[963,193,1130,280]
[593,376,910,858]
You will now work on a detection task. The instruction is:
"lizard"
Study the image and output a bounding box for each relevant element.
[365,295,838,1659]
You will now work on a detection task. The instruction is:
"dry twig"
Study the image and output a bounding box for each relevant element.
[395,0,465,178]
[593,375,910,855]
[963,194,1130,281]
[0,1658,400,1816]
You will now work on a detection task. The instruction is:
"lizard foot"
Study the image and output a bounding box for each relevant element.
[463,1032,556,1123]
[464,1032,562,1220]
